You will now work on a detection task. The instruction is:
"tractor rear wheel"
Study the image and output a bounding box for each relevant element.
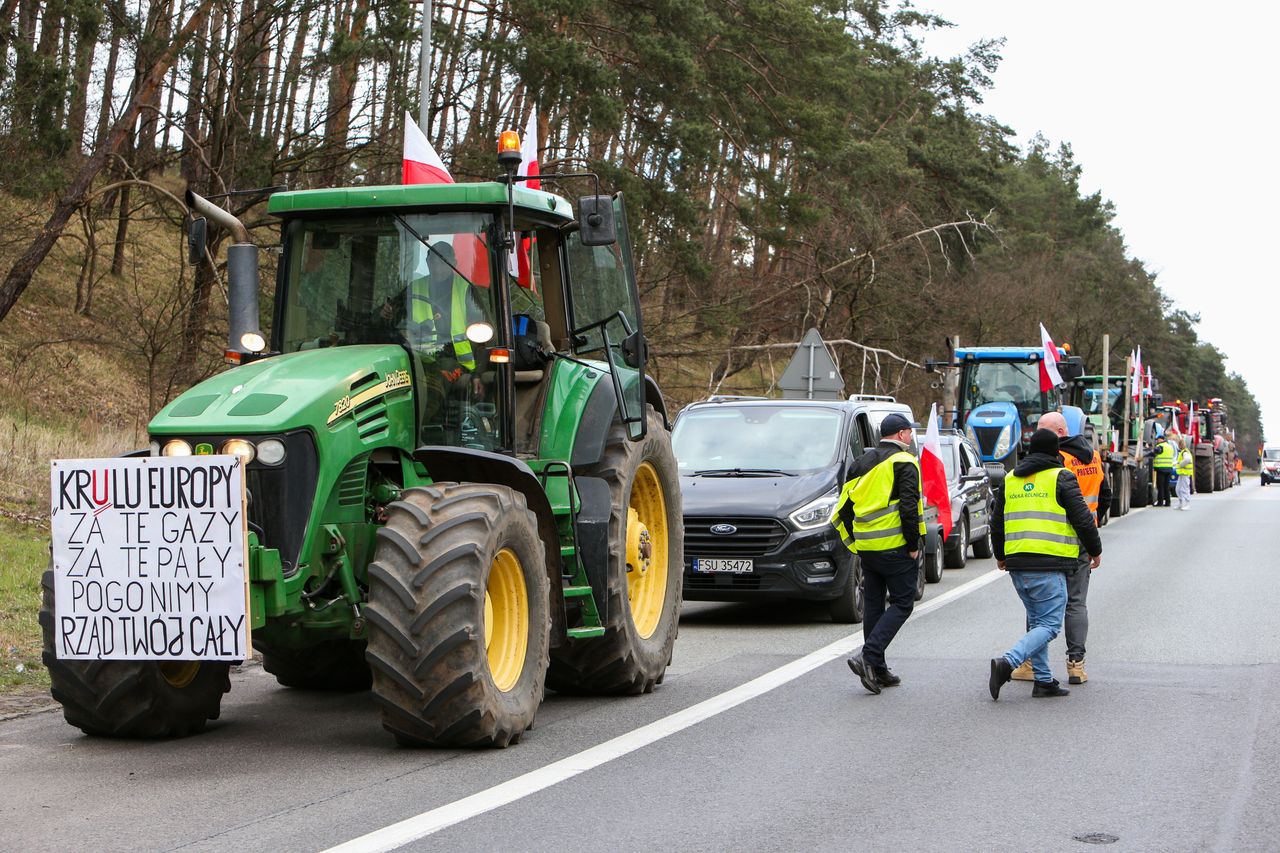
[1131,461,1152,508]
[547,406,682,695]
[365,484,549,748]
[1213,455,1227,491]
[1194,454,1213,494]
[38,567,231,737]
[262,639,371,691]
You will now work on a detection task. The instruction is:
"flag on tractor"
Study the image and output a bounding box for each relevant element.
[508,108,541,289]
[402,112,490,286]
[1039,323,1063,392]
[920,403,953,541]
[1131,346,1144,401]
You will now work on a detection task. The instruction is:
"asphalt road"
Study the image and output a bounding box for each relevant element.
[3,480,1277,852]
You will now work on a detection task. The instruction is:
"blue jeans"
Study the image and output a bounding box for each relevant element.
[1003,571,1068,682]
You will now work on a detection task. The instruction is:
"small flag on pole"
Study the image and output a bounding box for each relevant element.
[1039,323,1064,391]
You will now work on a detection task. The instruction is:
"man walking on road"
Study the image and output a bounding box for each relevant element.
[1152,432,1175,506]
[989,429,1102,700]
[1010,411,1109,685]
[833,413,925,695]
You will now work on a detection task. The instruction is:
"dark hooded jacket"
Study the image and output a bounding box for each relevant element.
[1059,433,1112,526]
[992,451,1102,572]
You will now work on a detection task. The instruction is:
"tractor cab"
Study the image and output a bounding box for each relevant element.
[948,347,1085,468]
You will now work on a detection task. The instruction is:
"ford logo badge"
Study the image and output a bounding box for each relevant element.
[710,523,737,535]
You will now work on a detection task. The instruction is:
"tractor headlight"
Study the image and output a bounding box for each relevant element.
[790,488,840,530]
[256,438,286,466]
[162,439,193,457]
[993,425,1013,459]
[220,438,256,465]
[965,423,979,446]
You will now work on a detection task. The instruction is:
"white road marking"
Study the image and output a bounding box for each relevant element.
[324,568,1007,853]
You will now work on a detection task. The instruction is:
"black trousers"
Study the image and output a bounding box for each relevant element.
[1155,468,1172,506]
[860,548,917,669]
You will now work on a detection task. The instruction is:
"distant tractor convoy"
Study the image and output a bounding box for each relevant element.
[42,138,683,747]
[40,147,1242,747]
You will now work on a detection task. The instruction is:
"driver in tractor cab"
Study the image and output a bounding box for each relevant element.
[382,241,484,377]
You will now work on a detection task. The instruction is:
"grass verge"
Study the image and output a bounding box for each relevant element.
[0,516,49,693]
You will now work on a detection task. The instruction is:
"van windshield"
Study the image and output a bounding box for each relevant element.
[1265,449,1280,461]
[673,406,844,475]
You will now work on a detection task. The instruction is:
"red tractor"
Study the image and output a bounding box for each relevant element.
[1152,399,1237,492]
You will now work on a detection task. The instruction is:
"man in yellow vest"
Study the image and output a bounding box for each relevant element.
[833,413,925,695]
[1009,411,1110,685]
[1152,433,1175,507]
[989,429,1102,700]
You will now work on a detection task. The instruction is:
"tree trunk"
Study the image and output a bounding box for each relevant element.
[0,0,214,323]
[95,4,122,146]
[66,2,100,154]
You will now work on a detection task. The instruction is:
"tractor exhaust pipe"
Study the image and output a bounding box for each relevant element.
[185,189,262,356]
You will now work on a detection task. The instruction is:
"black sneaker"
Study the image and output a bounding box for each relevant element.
[875,666,901,687]
[989,657,1013,700]
[1032,679,1070,698]
[847,653,881,695]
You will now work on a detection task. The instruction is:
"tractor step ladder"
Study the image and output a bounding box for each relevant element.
[537,460,605,634]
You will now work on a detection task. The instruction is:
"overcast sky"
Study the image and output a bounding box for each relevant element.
[922,2,1277,444]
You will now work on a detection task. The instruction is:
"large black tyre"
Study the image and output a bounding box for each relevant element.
[1213,455,1227,491]
[547,406,682,695]
[38,567,231,737]
[913,549,926,601]
[1194,454,1213,494]
[1131,461,1152,508]
[943,516,968,569]
[829,556,863,624]
[365,483,550,748]
[261,639,371,691]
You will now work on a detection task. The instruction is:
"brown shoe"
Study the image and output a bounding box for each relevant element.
[1011,660,1035,681]
[1067,658,1088,684]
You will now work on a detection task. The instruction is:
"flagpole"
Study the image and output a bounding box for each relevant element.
[418,0,433,130]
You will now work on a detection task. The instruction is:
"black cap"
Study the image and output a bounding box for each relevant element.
[880,413,913,437]
[1029,428,1059,455]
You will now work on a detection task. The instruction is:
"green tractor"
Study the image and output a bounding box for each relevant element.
[39,140,683,747]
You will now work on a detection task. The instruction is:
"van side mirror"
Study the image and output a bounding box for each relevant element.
[188,216,207,265]
[576,195,616,246]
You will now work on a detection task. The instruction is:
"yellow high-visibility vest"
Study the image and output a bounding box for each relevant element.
[1003,467,1079,559]
[1153,440,1175,470]
[833,451,926,553]
[1175,450,1193,476]
[410,273,475,369]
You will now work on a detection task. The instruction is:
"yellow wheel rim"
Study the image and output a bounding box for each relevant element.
[626,462,669,639]
[159,661,200,689]
[483,547,529,692]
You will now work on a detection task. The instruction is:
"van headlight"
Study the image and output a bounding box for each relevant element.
[790,489,840,530]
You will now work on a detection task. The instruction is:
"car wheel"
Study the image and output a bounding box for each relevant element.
[971,522,994,559]
[830,558,863,624]
[943,516,968,569]
[914,550,926,601]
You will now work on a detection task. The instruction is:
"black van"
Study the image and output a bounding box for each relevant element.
[672,395,943,623]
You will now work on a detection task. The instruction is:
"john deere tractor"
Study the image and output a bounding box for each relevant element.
[39,135,684,747]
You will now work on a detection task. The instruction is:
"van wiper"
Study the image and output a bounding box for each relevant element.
[692,467,796,477]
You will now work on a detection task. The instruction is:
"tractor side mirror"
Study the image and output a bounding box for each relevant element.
[188,216,207,265]
[1058,361,1084,382]
[621,329,646,369]
[576,195,616,246]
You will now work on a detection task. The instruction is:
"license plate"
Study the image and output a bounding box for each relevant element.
[693,558,753,574]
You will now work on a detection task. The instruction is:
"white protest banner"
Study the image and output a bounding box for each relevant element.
[49,455,248,661]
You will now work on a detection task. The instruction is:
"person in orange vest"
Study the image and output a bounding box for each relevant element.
[1007,411,1110,685]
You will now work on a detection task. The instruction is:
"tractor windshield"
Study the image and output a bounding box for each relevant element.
[279,212,497,353]
[673,406,844,475]
[961,361,1058,426]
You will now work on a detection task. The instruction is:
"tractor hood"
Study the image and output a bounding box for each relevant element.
[150,345,413,436]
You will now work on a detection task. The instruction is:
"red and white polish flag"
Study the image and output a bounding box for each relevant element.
[920,403,953,541]
[402,111,453,185]
[1039,323,1064,392]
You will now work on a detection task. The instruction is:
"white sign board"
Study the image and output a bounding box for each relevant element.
[49,456,248,661]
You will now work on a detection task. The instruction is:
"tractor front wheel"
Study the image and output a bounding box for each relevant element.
[39,567,231,737]
[365,484,550,748]
[547,406,682,695]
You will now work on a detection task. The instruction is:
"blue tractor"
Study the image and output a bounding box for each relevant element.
[929,346,1086,469]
